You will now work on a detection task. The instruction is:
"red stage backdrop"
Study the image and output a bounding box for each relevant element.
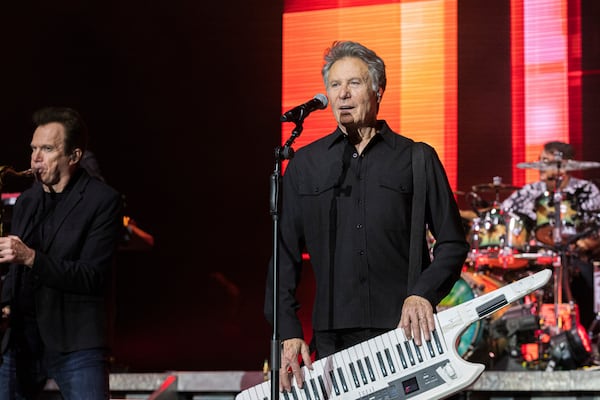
[281,0,580,345]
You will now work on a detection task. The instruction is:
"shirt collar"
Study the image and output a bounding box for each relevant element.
[325,120,394,150]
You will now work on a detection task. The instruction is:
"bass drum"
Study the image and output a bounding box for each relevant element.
[437,272,503,358]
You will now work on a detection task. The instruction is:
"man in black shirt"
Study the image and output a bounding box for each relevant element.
[265,41,469,392]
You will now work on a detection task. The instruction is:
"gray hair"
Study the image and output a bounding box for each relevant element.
[322,41,387,93]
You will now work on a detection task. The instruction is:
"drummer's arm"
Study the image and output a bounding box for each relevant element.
[576,231,600,253]
[577,182,600,253]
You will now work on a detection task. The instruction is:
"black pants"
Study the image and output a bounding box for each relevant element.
[569,258,595,329]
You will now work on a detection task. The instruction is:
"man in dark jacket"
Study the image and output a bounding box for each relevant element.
[0,107,122,400]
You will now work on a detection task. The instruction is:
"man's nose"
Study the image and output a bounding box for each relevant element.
[339,87,351,99]
[31,150,43,161]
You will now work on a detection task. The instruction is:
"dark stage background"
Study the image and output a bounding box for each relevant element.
[1,0,599,373]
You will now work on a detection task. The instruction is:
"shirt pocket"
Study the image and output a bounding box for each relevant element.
[298,174,339,232]
[378,172,413,194]
[375,174,414,230]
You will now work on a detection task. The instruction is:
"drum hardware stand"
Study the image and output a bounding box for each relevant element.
[491,176,512,270]
[549,172,574,334]
[491,176,503,204]
[547,155,579,336]
[589,261,600,363]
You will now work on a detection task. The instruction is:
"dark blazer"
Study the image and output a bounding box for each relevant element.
[1,168,122,353]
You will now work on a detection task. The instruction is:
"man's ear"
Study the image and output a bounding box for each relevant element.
[70,149,83,163]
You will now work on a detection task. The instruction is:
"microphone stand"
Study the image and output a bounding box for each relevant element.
[269,120,303,400]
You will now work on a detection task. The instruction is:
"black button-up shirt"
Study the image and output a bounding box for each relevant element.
[265,121,469,340]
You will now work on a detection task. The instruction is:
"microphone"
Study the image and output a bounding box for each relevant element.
[280,94,328,123]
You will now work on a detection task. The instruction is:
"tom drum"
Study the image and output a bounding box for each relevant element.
[469,208,531,269]
[534,192,582,246]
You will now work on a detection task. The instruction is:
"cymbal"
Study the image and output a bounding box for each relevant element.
[472,182,520,192]
[516,159,600,172]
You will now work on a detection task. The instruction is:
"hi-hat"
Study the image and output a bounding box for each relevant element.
[517,159,600,172]
[472,182,520,192]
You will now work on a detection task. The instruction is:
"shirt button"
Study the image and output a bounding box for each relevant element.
[356,224,363,229]
[352,152,358,158]
[359,250,365,255]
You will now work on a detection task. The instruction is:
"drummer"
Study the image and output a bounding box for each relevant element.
[501,141,600,329]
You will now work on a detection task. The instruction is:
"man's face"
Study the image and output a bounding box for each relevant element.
[539,149,567,189]
[326,56,380,131]
[30,122,74,192]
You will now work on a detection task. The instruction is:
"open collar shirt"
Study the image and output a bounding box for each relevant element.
[265,120,470,340]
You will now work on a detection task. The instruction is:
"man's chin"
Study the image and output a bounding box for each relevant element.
[339,113,354,125]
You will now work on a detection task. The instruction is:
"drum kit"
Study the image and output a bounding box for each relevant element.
[441,158,600,370]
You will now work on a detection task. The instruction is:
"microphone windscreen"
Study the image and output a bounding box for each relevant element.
[314,93,328,109]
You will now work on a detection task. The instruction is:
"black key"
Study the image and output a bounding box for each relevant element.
[412,339,423,363]
[384,348,396,374]
[364,356,376,381]
[290,386,299,400]
[302,383,312,400]
[396,344,408,369]
[349,362,360,387]
[404,341,416,365]
[318,376,329,400]
[376,351,388,377]
[426,339,435,358]
[328,370,340,396]
[356,359,368,384]
[433,329,444,354]
[337,367,348,392]
[309,378,320,400]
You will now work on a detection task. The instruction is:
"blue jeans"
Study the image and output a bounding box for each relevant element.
[0,347,110,400]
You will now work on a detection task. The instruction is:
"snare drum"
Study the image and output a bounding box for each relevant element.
[469,208,531,269]
[534,192,582,246]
